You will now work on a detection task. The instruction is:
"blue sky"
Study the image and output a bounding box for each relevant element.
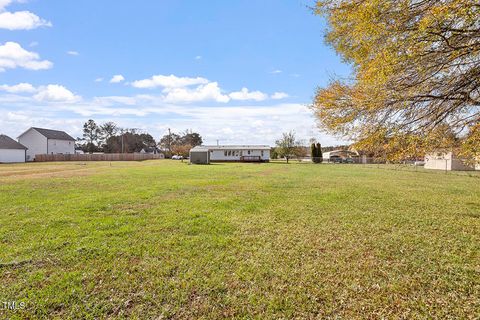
[0,0,351,145]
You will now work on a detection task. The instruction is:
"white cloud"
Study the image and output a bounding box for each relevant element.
[0,0,21,11]
[29,41,38,47]
[0,11,52,30]
[110,75,125,83]
[0,1,51,30]
[271,92,289,100]
[0,82,36,93]
[270,69,282,74]
[131,74,287,103]
[0,86,346,146]
[94,77,103,82]
[164,82,230,103]
[67,51,79,56]
[33,85,81,103]
[229,87,268,101]
[93,96,138,106]
[0,41,52,72]
[132,74,209,89]
[58,102,339,146]
[195,55,202,60]
[0,0,11,11]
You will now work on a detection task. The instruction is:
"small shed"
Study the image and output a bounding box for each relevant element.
[0,134,27,163]
[425,151,477,171]
[189,147,210,164]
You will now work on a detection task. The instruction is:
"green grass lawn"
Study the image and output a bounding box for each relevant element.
[1,161,479,319]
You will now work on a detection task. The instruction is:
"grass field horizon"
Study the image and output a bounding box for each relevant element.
[1,161,479,318]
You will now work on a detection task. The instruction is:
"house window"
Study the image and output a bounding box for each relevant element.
[248,150,251,155]
[224,151,227,156]
[240,151,243,156]
[261,151,264,156]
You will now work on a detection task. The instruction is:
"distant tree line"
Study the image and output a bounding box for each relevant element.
[77,119,202,157]
[273,132,331,163]
[158,129,203,157]
[273,131,310,163]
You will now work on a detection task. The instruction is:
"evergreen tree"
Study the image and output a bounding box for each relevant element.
[82,119,101,153]
[316,142,323,163]
[311,143,317,163]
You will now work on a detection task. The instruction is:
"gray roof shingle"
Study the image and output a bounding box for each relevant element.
[0,134,27,150]
[32,127,76,141]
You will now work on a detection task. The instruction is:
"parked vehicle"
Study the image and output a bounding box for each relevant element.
[171,155,183,160]
[331,156,342,163]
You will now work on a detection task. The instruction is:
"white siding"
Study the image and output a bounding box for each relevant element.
[425,152,475,171]
[47,139,75,155]
[18,128,75,161]
[0,149,25,163]
[18,129,47,161]
[210,148,270,161]
[425,153,452,170]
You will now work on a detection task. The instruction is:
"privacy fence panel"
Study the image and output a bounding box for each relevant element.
[34,153,164,162]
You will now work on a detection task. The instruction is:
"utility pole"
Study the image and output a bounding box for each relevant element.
[121,129,124,154]
[168,128,172,158]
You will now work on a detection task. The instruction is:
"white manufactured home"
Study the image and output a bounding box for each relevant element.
[18,127,76,161]
[425,151,478,171]
[0,134,27,163]
[190,145,270,164]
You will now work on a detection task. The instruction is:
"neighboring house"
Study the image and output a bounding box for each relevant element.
[425,151,478,171]
[190,145,270,164]
[139,148,165,158]
[0,134,27,163]
[140,147,163,155]
[18,127,76,161]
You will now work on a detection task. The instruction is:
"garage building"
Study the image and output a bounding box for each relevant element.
[0,134,27,163]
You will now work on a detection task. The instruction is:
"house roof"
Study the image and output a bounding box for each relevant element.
[324,150,358,157]
[29,127,76,141]
[0,134,27,150]
[192,145,271,151]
